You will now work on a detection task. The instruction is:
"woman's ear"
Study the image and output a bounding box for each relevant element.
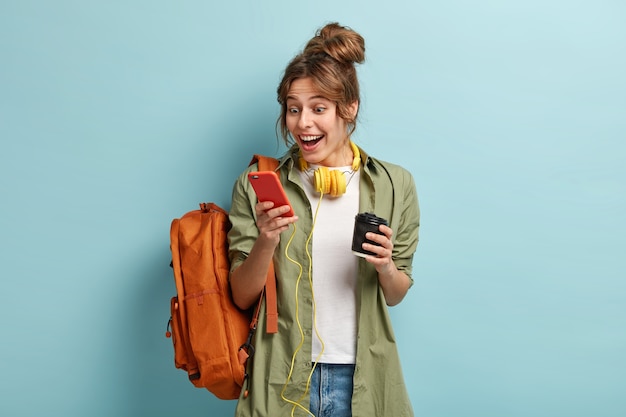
[348,100,359,119]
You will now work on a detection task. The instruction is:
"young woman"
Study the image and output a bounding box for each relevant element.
[228,22,419,417]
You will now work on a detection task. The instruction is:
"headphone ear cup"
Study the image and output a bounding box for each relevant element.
[313,167,331,195]
[328,170,337,197]
[313,167,347,197]
[331,169,346,197]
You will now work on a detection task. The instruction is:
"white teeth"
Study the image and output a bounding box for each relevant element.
[301,135,323,142]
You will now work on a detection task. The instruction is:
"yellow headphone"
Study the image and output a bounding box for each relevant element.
[298,141,361,197]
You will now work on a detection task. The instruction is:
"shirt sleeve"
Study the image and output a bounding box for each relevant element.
[227,168,259,273]
[392,169,420,285]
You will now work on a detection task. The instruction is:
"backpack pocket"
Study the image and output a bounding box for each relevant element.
[167,296,199,378]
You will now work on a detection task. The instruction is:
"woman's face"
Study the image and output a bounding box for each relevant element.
[285,77,358,167]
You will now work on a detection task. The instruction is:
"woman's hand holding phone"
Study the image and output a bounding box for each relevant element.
[248,172,298,245]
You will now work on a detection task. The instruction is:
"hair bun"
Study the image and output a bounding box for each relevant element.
[304,22,365,65]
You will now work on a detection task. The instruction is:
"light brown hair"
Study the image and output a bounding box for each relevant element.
[276,23,365,145]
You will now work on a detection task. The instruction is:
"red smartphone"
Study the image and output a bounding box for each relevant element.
[248,171,295,217]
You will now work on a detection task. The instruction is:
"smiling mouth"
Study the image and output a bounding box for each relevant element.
[300,135,324,147]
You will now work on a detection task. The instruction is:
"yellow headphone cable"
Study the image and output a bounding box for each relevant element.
[279,190,327,417]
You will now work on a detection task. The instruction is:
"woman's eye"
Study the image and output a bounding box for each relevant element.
[288,108,300,114]
[314,107,326,113]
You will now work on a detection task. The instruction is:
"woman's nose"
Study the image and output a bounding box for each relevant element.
[297,111,311,129]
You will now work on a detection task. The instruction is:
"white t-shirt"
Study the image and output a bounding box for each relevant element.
[297,165,360,364]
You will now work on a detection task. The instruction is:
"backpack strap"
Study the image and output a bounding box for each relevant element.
[249,154,279,334]
[250,154,279,172]
[263,261,278,334]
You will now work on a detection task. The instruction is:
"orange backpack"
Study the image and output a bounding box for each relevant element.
[166,155,279,400]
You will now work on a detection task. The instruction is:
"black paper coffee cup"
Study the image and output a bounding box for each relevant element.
[351,213,388,257]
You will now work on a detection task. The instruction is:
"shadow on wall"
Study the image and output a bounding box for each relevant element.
[123,245,238,417]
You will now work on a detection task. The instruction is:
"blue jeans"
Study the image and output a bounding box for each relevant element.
[309,363,355,417]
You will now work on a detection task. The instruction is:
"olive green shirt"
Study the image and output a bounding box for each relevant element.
[228,146,419,417]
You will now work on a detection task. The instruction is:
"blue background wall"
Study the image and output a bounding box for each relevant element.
[1,1,624,416]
